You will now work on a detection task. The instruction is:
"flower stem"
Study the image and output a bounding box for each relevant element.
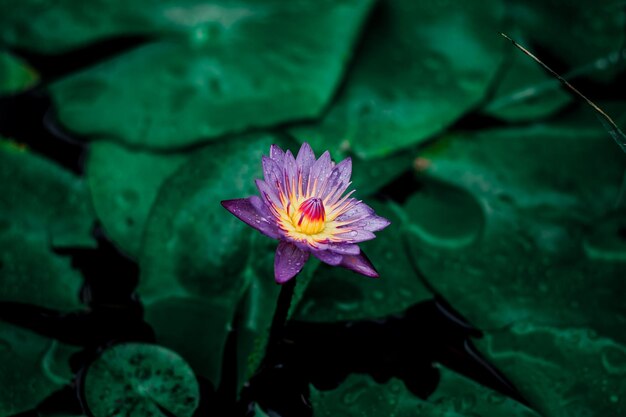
[268,277,297,351]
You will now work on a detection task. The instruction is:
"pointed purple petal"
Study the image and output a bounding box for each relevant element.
[256,179,282,210]
[342,215,391,232]
[312,249,343,266]
[270,144,285,165]
[221,198,280,239]
[327,243,360,255]
[339,252,379,278]
[309,151,333,196]
[283,150,298,197]
[262,156,284,192]
[296,143,316,196]
[335,229,376,243]
[335,201,374,222]
[275,241,309,283]
[320,157,352,205]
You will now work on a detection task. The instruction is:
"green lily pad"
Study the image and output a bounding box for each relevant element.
[139,133,307,387]
[350,150,414,198]
[401,109,626,414]
[86,140,189,258]
[506,0,625,72]
[84,343,199,417]
[482,45,572,122]
[311,367,540,416]
[403,178,485,250]
[410,118,626,331]
[0,139,95,310]
[295,202,431,322]
[0,50,38,95]
[0,321,78,416]
[477,323,626,417]
[290,0,505,159]
[49,0,375,149]
[0,140,95,247]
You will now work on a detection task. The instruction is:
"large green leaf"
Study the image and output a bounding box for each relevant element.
[86,140,189,258]
[311,367,540,416]
[0,50,38,95]
[84,343,199,417]
[139,134,307,387]
[0,139,95,310]
[290,0,505,159]
[401,108,626,415]
[0,321,78,416]
[49,0,374,149]
[294,202,431,322]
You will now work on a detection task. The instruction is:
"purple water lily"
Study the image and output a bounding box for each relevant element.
[221,143,390,284]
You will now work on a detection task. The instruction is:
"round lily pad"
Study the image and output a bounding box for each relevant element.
[84,343,200,417]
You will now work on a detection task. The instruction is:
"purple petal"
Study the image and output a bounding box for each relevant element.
[335,201,374,222]
[274,241,309,283]
[270,144,285,165]
[335,229,376,243]
[262,156,284,192]
[320,157,352,205]
[312,249,343,266]
[309,151,333,196]
[339,252,379,278]
[342,215,391,232]
[327,243,360,255]
[296,143,316,196]
[221,198,280,239]
[256,179,282,210]
[283,150,298,197]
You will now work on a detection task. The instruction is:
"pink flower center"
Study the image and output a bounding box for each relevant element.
[292,197,326,235]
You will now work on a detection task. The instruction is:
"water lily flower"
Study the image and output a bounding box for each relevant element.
[221,143,390,284]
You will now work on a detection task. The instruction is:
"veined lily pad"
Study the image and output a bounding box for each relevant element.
[84,343,199,417]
